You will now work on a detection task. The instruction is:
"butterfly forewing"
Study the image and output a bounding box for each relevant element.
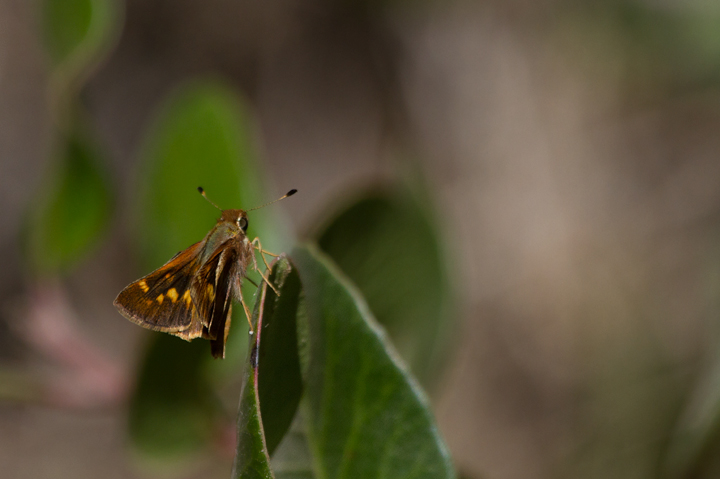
[114,241,204,339]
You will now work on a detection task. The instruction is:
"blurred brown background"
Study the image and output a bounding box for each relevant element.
[3,0,720,478]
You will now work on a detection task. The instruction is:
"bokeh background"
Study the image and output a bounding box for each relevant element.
[3,0,720,478]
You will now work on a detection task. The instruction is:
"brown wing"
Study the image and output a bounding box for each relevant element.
[193,240,240,358]
[114,241,204,340]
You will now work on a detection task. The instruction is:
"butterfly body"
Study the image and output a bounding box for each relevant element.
[114,208,254,358]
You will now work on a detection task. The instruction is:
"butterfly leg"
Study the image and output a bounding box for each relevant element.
[237,283,255,334]
[256,261,280,296]
[250,237,278,272]
[249,242,280,296]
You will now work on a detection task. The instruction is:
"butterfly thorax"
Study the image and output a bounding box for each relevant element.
[198,209,249,264]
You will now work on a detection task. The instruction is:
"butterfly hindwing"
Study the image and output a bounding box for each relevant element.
[209,249,236,358]
[193,240,240,358]
[114,241,204,339]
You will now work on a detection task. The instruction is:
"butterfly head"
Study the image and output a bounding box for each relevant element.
[220,209,249,233]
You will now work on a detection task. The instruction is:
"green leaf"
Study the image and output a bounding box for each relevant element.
[316,188,454,388]
[128,336,216,466]
[134,79,281,378]
[234,379,274,479]
[255,257,304,456]
[292,244,456,479]
[42,0,93,65]
[136,80,268,269]
[233,332,273,479]
[41,0,120,84]
[128,80,277,463]
[25,127,112,275]
[233,256,304,478]
[136,80,285,368]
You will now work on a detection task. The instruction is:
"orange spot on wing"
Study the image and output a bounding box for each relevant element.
[167,288,178,302]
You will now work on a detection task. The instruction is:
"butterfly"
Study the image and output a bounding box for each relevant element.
[114,187,296,358]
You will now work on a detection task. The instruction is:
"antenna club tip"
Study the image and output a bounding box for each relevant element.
[287,189,297,197]
[197,186,204,194]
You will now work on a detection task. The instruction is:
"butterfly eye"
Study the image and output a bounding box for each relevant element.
[238,217,248,231]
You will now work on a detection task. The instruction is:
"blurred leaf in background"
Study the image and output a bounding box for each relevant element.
[25,0,121,278]
[615,0,720,88]
[25,125,112,276]
[42,0,121,100]
[135,79,288,370]
[314,185,455,389]
[135,80,267,269]
[128,80,287,465]
[554,0,720,101]
[9,0,123,416]
[128,334,217,468]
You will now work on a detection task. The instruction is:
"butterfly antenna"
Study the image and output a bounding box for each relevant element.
[197,187,222,211]
[247,189,297,212]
